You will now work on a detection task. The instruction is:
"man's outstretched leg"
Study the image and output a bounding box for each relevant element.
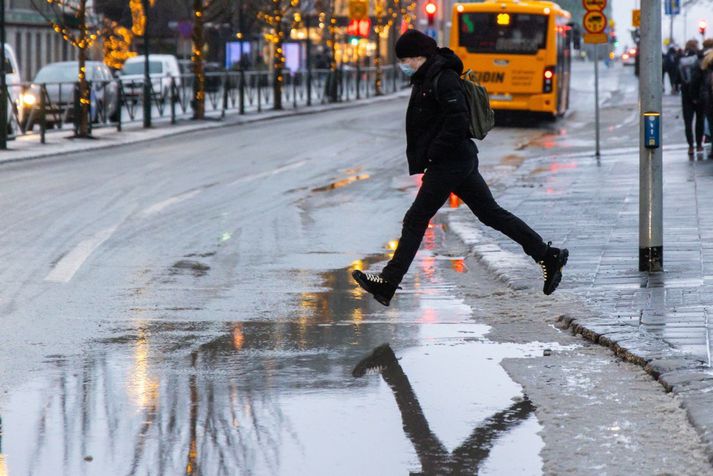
[454,165,568,295]
[352,163,463,306]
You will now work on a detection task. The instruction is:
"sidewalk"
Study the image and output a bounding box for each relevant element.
[447,92,713,458]
[0,89,410,165]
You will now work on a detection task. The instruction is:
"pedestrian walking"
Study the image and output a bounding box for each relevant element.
[701,40,713,158]
[663,46,680,94]
[352,30,568,306]
[678,40,705,156]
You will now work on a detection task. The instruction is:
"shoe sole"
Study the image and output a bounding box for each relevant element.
[544,249,569,295]
[352,270,391,306]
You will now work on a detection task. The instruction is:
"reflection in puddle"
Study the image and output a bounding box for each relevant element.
[353,343,535,474]
[0,249,566,475]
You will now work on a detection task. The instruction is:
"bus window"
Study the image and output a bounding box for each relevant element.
[459,13,548,54]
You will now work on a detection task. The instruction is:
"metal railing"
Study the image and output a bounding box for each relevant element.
[2,65,407,145]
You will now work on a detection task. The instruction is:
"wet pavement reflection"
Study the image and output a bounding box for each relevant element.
[0,230,571,475]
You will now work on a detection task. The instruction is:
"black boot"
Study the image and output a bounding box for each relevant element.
[538,242,569,295]
[352,270,399,306]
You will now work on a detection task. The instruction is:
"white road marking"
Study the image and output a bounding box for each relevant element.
[141,189,201,216]
[228,160,308,186]
[45,225,119,283]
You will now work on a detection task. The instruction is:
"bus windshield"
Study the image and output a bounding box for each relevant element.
[459,13,548,54]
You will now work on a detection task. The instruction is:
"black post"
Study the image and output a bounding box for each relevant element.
[1,0,7,150]
[238,0,245,114]
[306,14,312,107]
[142,0,151,128]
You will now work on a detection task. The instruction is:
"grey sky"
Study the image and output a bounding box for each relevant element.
[611,0,712,48]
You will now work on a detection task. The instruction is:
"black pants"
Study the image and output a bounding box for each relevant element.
[381,155,548,285]
[682,94,705,147]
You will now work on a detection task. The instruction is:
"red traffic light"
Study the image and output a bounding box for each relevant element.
[425,2,437,15]
[699,19,708,34]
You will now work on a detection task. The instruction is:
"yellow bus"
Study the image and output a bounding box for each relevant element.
[449,0,572,118]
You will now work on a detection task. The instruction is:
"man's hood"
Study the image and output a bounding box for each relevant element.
[413,47,464,84]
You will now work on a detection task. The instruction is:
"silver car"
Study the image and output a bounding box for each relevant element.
[21,61,119,130]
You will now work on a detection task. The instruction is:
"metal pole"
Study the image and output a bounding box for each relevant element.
[669,13,674,44]
[143,0,152,128]
[238,0,245,115]
[639,0,663,272]
[594,44,600,158]
[1,0,8,150]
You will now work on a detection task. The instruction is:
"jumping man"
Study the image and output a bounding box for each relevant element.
[352,30,568,306]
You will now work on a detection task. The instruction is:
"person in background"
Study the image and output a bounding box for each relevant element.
[700,39,713,158]
[664,45,680,94]
[678,39,705,157]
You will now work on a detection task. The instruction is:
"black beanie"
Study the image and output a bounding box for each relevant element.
[395,29,438,59]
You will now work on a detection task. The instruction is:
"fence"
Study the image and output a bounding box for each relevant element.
[1,65,407,145]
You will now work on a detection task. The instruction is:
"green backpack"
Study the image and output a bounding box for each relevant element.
[434,69,495,140]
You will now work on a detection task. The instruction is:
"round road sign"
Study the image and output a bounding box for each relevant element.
[582,0,607,11]
[583,11,607,34]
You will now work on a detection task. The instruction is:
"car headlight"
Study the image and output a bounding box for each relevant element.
[20,92,37,107]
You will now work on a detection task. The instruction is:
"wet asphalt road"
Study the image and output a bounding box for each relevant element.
[0,63,658,475]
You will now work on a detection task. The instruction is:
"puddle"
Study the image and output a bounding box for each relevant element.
[312,174,371,192]
[0,247,568,475]
[170,260,210,277]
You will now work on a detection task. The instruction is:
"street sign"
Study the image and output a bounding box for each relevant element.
[584,32,608,44]
[632,9,640,28]
[582,0,606,12]
[664,0,680,16]
[425,27,437,39]
[349,0,368,21]
[583,11,607,34]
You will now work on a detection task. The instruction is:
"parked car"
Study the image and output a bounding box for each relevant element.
[120,54,181,103]
[21,61,119,130]
[3,43,22,136]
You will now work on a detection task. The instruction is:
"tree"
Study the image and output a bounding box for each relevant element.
[31,0,102,138]
[258,0,301,110]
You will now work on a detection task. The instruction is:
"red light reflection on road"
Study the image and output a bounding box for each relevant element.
[450,258,467,273]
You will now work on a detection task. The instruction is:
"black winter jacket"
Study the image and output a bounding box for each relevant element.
[405,48,477,175]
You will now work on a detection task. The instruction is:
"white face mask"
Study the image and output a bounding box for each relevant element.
[399,63,416,77]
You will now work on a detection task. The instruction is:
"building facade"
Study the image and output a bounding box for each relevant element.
[3,0,87,81]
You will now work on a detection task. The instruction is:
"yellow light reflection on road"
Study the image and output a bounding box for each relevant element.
[128,328,160,410]
[232,324,245,350]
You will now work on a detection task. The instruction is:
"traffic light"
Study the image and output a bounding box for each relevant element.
[425,2,437,26]
[699,19,707,36]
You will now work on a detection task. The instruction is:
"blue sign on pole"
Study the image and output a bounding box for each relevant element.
[665,0,680,16]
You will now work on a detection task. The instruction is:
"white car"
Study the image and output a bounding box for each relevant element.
[120,54,182,102]
[3,43,22,136]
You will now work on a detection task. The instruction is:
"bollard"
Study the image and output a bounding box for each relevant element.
[239,69,245,115]
[222,72,228,119]
[39,84,46,144]
[116,79,122,132]
[293,72,297,109]
[356,62,361,100]
[171,76,176,125]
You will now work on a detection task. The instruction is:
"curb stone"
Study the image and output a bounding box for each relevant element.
[559,313,713,465]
